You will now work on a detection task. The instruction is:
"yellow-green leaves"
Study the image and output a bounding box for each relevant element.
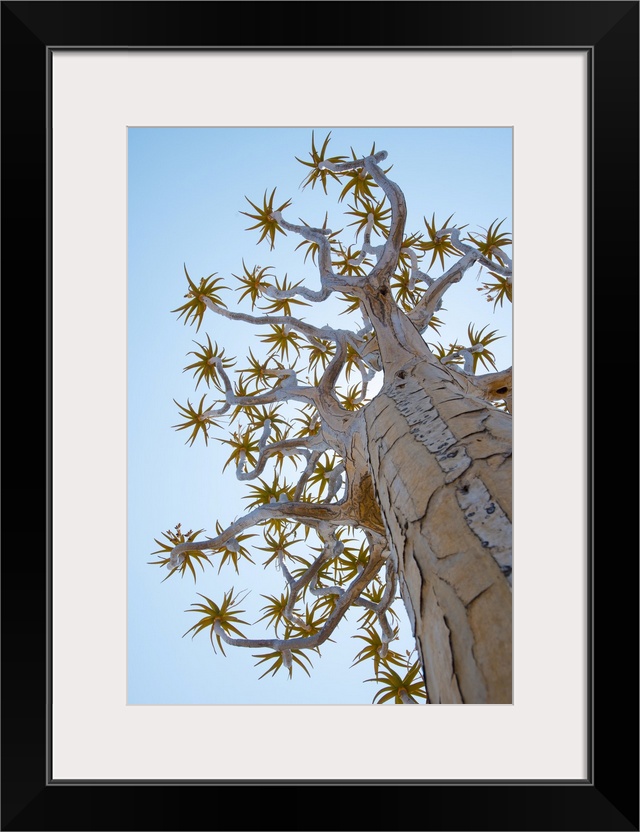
[477,271,513,310]
[391,265,423,313]
[337,539,370,582]
[183,334,235,390]
[429,341,465,365]
[466,219,511,265]
[337,292,362,316]
[247,405,287,441]
[252,647,314,680]
[303,336,336,374]
[222,426,260,473]
[256,592,292,638]
[149,524,210,582]
[296,131,346,193]
[213,521,256,574]
[292,406,322,439]
[257,274,310,316]
[243,475,295,510]
[241,189,292,250]
[289,605,331,639]
[332,244,371,277]
[352,625,406,679]
[237,348,278,392]
[419,213,463,270]
[172,267,228,332]
[294,214,341,265]
[367,661,427,704]
[258,324,302,361]
[305,451,340,499]
[337,144,388,204]
[172,395,218,446]
[337,384,366,411]
[426,315,445,334]
[234,260,274,309]
[256,527,305,569]
[345,198,391,239]
[467,323,503,372]
[429,325,503,373]
[183,589,249,655]
[355,582,400,629]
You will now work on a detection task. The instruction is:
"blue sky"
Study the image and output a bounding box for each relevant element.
[127,127,512,705]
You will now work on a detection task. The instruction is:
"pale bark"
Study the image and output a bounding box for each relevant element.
[362,354,512,704]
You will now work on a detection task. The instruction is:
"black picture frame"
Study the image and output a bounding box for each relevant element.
[2,2,638,830]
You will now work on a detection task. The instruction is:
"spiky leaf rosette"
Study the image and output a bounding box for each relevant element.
[303,336,336,374]
[148,524,210,582]
[285,603,332,640]
[183,589,249,656]
[337,384,366,411]
[256,592,294,638]
[252,647,315,680]
[234,260,274,309]
[428,340,465,365]
[292,406,322,439]
[256,527,306,569]
[241,188,292,250]
[332,244,371,277]
[467,323,504,372]
[398,231,425,270]
[227,374,260,426]
[258,324,301,361]
[391,265,424,313]
[355,581,401,629]
[296,131,347,193]
[172,395,220,446]
[183,334,235,390]
[337,539,370,582]
[257,274,310,316]
[247,405,287,441]
[213,521,256,574]
[172,267,228,332]
[337,143,390,204]
[419,213,464,270]
[345,198,391,238]
[352,625,407,678]
[243,474,295,511]
[466,218,511,266]
[294,214,342,265]
[304,451,341,499]
[337,292,363,316]
[236,348,279,393]
[477,271,513,309]
[366,661,428,704]
[221,426,260,473]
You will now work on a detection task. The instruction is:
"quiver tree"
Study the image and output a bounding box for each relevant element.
[151,133,513,704]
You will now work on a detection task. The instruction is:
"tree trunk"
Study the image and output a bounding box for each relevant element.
[362,354,512,704]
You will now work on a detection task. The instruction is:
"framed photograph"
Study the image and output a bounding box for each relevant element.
[2,2,637,830]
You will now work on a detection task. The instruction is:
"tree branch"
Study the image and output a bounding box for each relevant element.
[212,542,387,652]
[202,296,343,344]
[235,430,329,482]
[168,501,353,569]
[269,212,360,295]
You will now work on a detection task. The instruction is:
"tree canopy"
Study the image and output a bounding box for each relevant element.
[139,129,512,704]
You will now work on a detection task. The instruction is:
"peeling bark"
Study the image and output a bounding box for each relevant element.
[363,356,512,704]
